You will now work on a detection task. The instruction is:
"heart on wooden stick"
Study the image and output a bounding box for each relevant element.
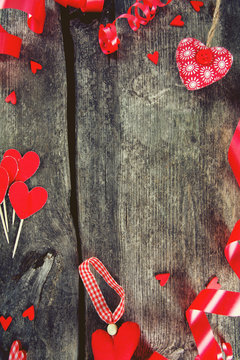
[9,340,27,360]
[15,151,40,182]
[0,156,18,184]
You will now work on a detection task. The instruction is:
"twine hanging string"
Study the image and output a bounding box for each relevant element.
[206,0,221,47]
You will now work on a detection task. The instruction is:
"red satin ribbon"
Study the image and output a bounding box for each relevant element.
[55,0,104,12]
[0,24,22,58]
[98,0,173,54]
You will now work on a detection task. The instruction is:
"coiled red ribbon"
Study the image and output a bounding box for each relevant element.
[55,0,104,12]
[186,119,240,360]
[98,0,173,54]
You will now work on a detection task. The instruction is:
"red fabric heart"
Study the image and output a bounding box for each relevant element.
[155,273,170,286]
[15,151,40,182]
[5,91,17,105]
[30,60,42,74]
[176,38,233,90]
[22,305,35,321]
[9,182,48,220]
[170,15,184,27]
[190,0,204,12]
[149,352,169,360]
[206,277,221,290]
[0,315,12,331]
[0,167,9,204]
[92,322,140,360]
[9,340,27,360]
[147,51,159,65]
[0,156,18,184]
[4,149,22,163]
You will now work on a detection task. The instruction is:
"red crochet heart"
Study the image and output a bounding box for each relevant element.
[0,156,18,184]
[5,91,17,105]
[15,151,40,182]
[9,182,48,220]
[9,340,27,360]
[92,322,140,360]
[0,315,12,331]
[176,38,233,90]
[0,167,9,204]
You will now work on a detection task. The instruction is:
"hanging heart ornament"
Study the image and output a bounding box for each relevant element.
[176,38,233,90]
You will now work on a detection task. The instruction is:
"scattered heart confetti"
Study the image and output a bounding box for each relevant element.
[22,305,35,321]
[190,0,204,12]
[176,38,233,90]
[170,15,184,27]
[207,277,221,290]
[155,273,170,287]
[30,60,42,74]
[15,151,40,182]
[0,156,18,184]
[0,315,12,331]
[5,91,17,105]
[9,340,27,360]
[147,51,159,65]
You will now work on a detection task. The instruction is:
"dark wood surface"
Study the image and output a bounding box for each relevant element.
[1,0,240,359]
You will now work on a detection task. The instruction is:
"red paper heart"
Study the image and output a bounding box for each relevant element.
[92,322,140,360]
[5,91,17,105]
[0,156,18,184]
[0,315,12,331]
[176,38,233,90]
[149,352,168,360]
[206,276,221,290]
[4,149,22,163]
[155,273,170,286]
[0,167,9,204]
[170,15,184,27]
[9,182,48,220]
[147,51,159,65]
[9,340,27,360]
[15,151,40,182]
[190,0,204,12]
[22,305,35,321]
[30,60,42,74]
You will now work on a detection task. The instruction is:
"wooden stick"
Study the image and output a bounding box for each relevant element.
[12,209,16,226]
[12,219,24,258]
[3,198,9,232]
[0,205,9,243]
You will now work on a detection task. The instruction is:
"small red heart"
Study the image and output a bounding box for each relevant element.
[22,305,35,321]
[0,156,18,184]
[0,315,12,331]
[9,340,27,360]
[5,91,17,105]
[30,60,42,74]
[147,51,159,65]
[9,182,48,220]
[155,273,170,287]
[92,322,140,360]
[190,1,204,12]
[170,15,184,27]
[206,276,221,290]
[149,352,168,360]
[4,149,22,163]
[0,167,9,204]
[15,151,40,182]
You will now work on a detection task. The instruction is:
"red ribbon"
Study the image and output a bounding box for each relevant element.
[55,0,104,12]
[0,24,22,58]
[98,0,173,54]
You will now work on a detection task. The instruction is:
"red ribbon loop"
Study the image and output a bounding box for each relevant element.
[55,0,104,12]
[0,24,22,58]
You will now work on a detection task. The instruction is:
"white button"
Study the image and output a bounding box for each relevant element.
[107,323,118,336]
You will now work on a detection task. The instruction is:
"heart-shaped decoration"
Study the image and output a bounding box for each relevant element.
[30,60,42,74]
[149,352,168,360]
[15,151,40,182]
[0,156,18,184]
[5,91,17,105]
[176,38,233,90]
[9,340,27,360]
[190,1,204,12]
[155,273,170,286]
[0,167,9,204]
[92,322,140,360]
[9,182,48,220]
[206,276,221,290]
[4,149,22,163]
[147,51,159,65]
[22,305,35,321]
[170,15,184,27]
[0,315,12,331]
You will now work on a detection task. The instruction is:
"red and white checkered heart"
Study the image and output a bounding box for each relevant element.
[176,38,233,90]
[9,341,27,360]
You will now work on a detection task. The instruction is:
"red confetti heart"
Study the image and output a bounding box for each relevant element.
[176,38,233,90]
[190,0,204,12]
[147,51,159,65]
[155,273,170,286]
[92,322,140,360]
[0,167,9,204]
[0,156,18,184]
[5,91,17,105]
[170,15,184,27]
[206,277,221,290]
[30,60,42,74]
[9,182,48,220]
[22,305,35,321]
[4,149,22,163]
[9,340,27,360]
[0,315,12,331]
[15,151,40,182]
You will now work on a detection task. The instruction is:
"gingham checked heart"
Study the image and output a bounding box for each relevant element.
[176,38,233,90]
[9,340,27,360]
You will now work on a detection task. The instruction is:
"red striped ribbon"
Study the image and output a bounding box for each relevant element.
[55,0,104,12]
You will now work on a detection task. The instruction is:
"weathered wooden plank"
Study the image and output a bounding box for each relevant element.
[0,2,78,359]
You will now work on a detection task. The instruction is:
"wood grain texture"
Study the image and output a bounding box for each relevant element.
[71,0,240,359]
